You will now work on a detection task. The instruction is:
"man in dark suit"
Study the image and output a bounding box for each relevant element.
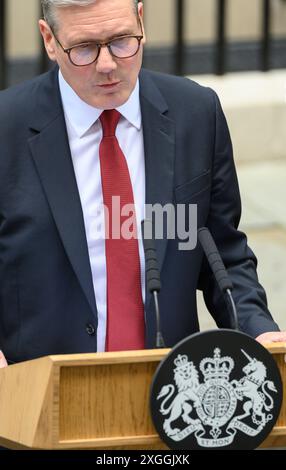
[0,0,285,367]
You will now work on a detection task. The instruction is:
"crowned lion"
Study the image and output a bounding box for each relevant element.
[157,355,201,436]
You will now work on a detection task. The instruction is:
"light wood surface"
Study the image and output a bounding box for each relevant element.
[0,349,170,449]
[259,343,286,448]
[0,344,285,450]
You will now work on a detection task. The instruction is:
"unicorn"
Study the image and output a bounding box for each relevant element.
[231,350,278,427]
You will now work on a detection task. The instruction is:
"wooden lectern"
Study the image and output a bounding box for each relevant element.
[0,344,285,450]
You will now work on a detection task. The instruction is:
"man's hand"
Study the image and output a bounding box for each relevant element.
[0,350,8,368]
[256,331,286,344]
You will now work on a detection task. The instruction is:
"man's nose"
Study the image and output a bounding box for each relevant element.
[95,46,117,73]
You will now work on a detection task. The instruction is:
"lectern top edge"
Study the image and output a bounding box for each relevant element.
[47,348,171,366]
[262,342,286,354]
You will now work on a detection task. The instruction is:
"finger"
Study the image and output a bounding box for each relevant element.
[0,350,8,368]
[271,334,286,342]
[256,332,286,344]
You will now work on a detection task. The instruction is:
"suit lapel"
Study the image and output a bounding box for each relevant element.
[27,69,97,317]
[139,70,176,314]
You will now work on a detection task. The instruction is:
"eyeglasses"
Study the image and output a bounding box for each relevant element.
[51,23,144,67]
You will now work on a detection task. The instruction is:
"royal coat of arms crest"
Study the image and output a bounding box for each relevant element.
[156,347,279,448]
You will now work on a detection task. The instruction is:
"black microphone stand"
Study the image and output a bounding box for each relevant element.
[141,220,166,348]
[198,227,239,331]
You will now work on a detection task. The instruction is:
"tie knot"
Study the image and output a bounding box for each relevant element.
[100,109,121,137]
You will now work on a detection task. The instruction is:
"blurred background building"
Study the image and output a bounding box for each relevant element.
[0,0,285,330]
[2,0,286,84]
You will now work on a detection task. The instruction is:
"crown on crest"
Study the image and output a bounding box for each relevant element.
[174,354,190,369]
[200,348,234,380]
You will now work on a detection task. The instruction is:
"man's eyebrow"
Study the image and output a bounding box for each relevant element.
[69,31,136,46]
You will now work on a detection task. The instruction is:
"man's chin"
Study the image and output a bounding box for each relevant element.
[93,92,130,110]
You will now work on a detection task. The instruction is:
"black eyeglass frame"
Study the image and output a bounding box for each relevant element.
[50,21,144,67]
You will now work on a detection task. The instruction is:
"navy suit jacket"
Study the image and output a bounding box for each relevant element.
[0,67,279,363]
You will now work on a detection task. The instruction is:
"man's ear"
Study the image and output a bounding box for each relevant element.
[138,2,146,45]
[39,19,57,61]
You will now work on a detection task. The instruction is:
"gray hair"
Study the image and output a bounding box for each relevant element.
[41,0,139,32]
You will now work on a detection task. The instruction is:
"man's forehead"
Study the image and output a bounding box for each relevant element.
[55,0,138,36]
[56,0,136,19]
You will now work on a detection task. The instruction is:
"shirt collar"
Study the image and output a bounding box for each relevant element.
[58,70,141,138]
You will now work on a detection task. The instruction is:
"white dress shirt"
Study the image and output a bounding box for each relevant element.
[58,71,146,352]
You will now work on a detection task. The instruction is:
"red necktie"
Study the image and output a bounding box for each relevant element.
[99,109,145,351]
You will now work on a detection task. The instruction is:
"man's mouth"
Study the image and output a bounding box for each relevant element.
[98,82,121,89]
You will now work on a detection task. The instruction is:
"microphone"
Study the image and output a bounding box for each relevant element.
[141,219,166,348]
[198,227,239,331]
